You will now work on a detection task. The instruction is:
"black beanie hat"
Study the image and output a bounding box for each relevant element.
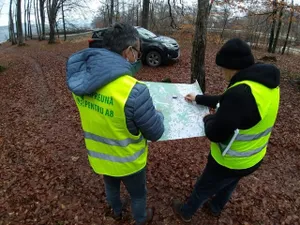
[216,38,255,70]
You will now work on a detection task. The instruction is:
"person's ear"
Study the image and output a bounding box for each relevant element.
[122,47,131,61]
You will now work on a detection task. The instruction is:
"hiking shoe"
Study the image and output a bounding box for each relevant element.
[104,208,122,221]
[104,198,130,221]
[171,199,192,223]
[134,208,154,225]
[202,201,221,217]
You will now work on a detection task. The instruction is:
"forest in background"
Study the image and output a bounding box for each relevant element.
[0,0,300,91]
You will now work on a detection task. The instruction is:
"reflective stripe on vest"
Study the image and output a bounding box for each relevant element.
[87,147,146,163]
[235,127,273,141]
[218,126,273,157]
[219,142,268,157]
[84,131,144,147]
[210,80,280,170]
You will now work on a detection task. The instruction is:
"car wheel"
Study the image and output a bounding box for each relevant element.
[146,51,162,67]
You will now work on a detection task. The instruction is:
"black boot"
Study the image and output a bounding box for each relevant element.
[104,198,130,221]
[134,208,154,225]
[171,199,192,223]
[202,201,221,217]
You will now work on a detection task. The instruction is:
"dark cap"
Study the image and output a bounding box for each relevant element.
[216,38,255,70]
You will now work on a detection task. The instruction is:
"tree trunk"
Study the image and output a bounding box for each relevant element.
[35,0,42,40]
[115,0,119,22]
[208,0,214,16]
[191,0,209,93]
[9,0,17,44]
[282,0,293,55]
[180,0,184,16]
[49,18,56,43]
[248,18,254,47]
[47,0,59,44]
[40,0,46,40]
[150,2,155,29]
[136,2,139,26]
[255,19,263,48]
[220,8,228,40]
[268,0,278,52]
[14,6,18,38]
[16,0,24,45]
[122,0,125,22]
[56,22,59,39]
[109,0,114,25]
[254,18,261,47]
[272,0,284,53]
[106,2,110,26]
[27,0,32,39]
[62,0,66,41]
[34,0,39,39]
[263,25,268,49]
[24,0,27,40]
[142,0,149,29]
[167,0,176,28]
[103,6,106,25]
[131,2,135,25]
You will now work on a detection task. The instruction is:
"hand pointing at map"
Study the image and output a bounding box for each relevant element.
[185,93,196,102]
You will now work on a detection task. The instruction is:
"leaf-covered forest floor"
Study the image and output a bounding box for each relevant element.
[0,33,300,225]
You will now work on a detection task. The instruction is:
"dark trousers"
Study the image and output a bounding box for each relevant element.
[181,157,244,218]
[103,167,147,223]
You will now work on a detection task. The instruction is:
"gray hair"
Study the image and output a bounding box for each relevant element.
[103,23,139,55]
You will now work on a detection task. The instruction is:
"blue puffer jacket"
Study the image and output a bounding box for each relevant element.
[66,48,164,141]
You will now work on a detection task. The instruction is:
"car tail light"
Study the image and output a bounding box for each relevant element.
[88,39,94,43]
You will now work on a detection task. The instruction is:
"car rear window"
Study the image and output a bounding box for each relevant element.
[92,31,103,38]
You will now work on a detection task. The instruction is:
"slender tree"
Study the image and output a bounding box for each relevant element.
[27,0,33,39]
[106,0,110,26]
[122,0,125,22]
[282,0,294,54]
[191,0,210,92]
[167,0,177,28]
[35,0,42,40]
[40,0,46,40]
[109,0,114,25]
[116,0,119,21]
[208,0,215,16]
[9,0,17,44]
[142,0,150,28]
[272,0,284,53]
[24,0,27,40]
[220,0,230,39]
[268,0,278,52]
[0,2,4,14]
[136,0,139,26]
[16,0,25,45]
[47,0,60,44]
[62,0,66,41]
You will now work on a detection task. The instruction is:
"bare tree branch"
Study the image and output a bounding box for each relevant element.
[0,2,4,15]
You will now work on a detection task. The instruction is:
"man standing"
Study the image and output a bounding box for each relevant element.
[66,23,164,225]
[172,38,280,222]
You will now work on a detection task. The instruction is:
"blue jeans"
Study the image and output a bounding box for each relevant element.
[103,167,147,223]
[181,162,242,218]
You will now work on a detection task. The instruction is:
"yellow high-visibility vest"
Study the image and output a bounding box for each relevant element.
[73,75,148,177]
[211,80,280,169]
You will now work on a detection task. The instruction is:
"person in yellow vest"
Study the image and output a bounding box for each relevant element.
[66,23,164,225]
[172,38,280,222]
